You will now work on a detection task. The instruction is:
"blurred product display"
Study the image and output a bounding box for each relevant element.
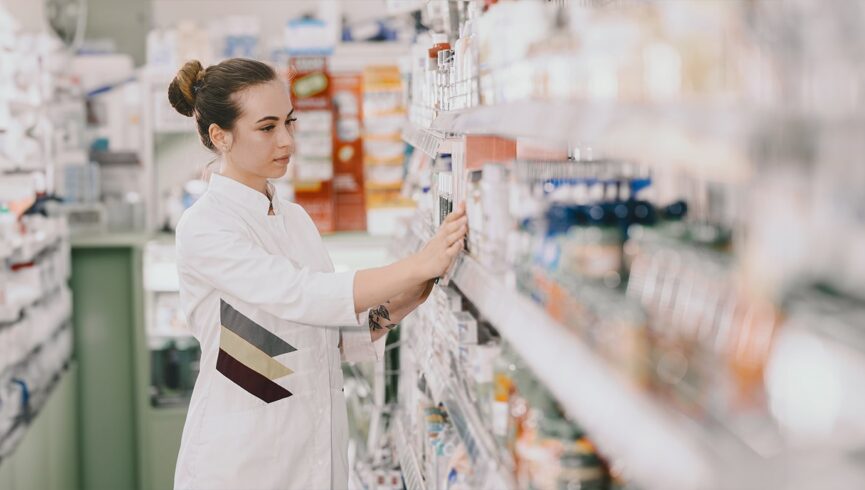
[3,0,865,489]
[346,1,865,490]
[1,5,77,472]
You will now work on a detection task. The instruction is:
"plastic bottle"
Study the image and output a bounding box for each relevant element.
[427,34,451,110]
[491,350,516,446]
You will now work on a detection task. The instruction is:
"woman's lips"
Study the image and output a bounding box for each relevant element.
[274,156,290,165]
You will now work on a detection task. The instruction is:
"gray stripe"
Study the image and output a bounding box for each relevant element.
[220,299,297,357]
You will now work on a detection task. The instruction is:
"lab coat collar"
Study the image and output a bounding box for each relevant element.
[208,173,280,215]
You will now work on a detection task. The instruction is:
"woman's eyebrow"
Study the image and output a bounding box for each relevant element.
[256,110,295,124]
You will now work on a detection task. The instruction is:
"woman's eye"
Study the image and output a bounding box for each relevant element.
[286,118,297,126]
[260,125,275,132]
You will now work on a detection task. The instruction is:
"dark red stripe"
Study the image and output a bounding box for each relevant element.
[216,349,292,403]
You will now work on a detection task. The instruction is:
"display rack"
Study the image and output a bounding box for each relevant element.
[408,98,753,184]
[0,16,80,478]
[392,415,427,490]
[411,320,516,489]
[450,252,715,489]
[395,219,777,489]
[0,237,67,324]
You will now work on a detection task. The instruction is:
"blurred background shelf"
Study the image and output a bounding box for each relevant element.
[392,416,426,490]
[449,252,736,489]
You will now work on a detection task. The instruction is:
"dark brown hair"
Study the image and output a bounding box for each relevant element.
[168,58,277,151]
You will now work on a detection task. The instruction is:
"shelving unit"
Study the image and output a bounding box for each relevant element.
[0,15,81,485]
[451,253,717,489]
[394,220,780,489]
[0,230,66,324]
[392,416,427,490]
[389,2,832,484]
[408,99,753,184]
[411,319,516,489]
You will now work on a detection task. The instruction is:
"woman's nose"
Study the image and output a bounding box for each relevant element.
[276,124,294,151]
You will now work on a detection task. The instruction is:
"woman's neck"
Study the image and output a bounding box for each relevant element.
[220,161,268,196]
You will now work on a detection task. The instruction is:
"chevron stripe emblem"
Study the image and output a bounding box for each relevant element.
[216,299,295,403]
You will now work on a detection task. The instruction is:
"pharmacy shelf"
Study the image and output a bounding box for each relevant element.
[419,100,753,183]
[2,234,59,265]
[392,416,427,490]
[2,221,66,266]
[401,269,517,486]
[0,291,72,378]
[0,353,75,462]
[0,277,67,325]
[446,251,773,490]
[401,123,445,158]
[416,337,516,488]
[14,232,64,265]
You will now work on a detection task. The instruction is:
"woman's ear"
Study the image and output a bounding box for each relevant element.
[209,123,232,153]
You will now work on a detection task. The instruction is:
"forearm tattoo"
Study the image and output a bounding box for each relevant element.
[369,302,395,332]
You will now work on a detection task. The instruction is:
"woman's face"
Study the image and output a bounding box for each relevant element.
[223,80,297,182]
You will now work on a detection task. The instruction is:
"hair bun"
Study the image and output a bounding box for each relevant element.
[168,60,206,117]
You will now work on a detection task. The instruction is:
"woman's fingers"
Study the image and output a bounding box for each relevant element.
[447,224,467,245]
[446,237,464,256]
[442,202,467,224]
[444,216,467,234]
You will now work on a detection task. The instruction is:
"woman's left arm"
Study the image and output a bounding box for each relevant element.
[339,279,435,362]
[368,279,436,339]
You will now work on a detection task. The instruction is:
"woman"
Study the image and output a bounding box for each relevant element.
[168,58,466,490]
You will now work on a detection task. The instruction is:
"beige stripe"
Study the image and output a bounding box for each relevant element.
[220,326,294,380]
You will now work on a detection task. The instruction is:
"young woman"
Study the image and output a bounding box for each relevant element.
[168,58,466,490]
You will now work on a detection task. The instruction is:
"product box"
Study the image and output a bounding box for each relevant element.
[289,56,332,111]
[331,73,367,232]
[465,134,517,170]
[293,180,335,234]
[290,56,336,233]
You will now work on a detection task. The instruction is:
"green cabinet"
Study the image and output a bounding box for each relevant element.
[71,234,188,490]
[71,244,141,490]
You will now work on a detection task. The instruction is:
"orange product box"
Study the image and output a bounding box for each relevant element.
[294,180,336,234]
[332,72,366,232]
[465,135,517,170]
[289,56,332,111]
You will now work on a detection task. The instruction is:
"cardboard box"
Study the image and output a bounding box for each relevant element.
[465,135,517,170]
[289,56,332,111]
[331,73,367,232]
[290,56,336,232]
[294,180,336,234]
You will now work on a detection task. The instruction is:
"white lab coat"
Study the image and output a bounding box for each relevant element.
[173,173,384,490]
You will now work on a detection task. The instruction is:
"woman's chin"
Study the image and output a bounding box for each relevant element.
[269,165,289,179]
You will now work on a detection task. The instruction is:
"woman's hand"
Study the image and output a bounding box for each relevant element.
[412,202,467,280]
[352,203,467,313]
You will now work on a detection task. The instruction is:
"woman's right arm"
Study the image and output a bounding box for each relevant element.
[352,204,466,313]
[176,204,467,328]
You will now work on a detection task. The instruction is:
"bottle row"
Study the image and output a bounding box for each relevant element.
[0,221,71,325]
[407,0,794,127]
[395,283,628,490]
[0,287,72,378]
[394,146,865,486]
